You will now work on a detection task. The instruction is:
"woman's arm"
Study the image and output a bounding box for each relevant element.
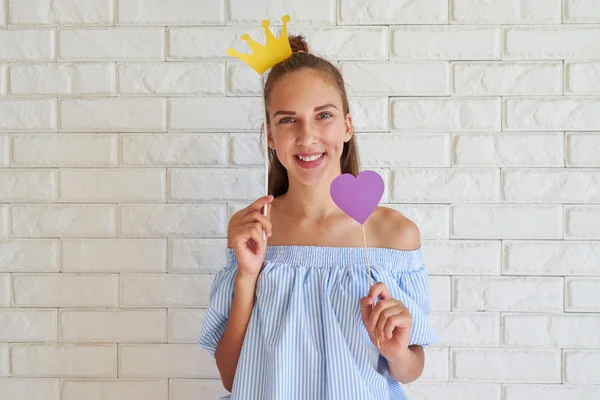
[387,345,425,384]
[214,273,257,392]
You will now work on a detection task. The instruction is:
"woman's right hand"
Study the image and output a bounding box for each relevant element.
[227,195,274,278]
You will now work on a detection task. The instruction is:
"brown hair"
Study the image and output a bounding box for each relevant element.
[263,35,360,198]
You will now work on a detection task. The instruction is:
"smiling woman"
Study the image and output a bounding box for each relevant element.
[262,35,360,198]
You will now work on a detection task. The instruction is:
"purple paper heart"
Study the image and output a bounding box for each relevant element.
[330,170,384,225]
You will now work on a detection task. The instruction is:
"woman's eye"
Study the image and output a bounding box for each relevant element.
[318,112,333,119]
[279,117,294,124]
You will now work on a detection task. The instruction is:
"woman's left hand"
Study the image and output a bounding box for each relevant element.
[360,282,412,361]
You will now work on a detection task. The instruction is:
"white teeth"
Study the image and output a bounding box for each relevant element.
[298,153,324,162]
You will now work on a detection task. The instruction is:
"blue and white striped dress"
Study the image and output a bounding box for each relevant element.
[199,245,437,400]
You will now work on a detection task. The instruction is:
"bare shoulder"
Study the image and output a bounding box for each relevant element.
[371,206,421,251]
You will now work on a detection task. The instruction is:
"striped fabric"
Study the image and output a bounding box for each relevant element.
[199,245,437,400]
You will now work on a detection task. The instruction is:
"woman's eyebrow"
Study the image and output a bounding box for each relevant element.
[273,104,338,118]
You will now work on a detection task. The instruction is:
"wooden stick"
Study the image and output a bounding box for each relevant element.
[362,224,380,350]
[261,72,267,241]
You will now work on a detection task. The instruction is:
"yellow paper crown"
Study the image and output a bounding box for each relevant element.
[227,15,293,74]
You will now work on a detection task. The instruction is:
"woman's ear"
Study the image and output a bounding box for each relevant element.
[344,113,353,142]
[266,124,275,149]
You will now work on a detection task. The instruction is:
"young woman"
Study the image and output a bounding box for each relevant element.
[199,35,437,400]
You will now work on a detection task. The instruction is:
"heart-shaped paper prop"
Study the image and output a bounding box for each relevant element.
[330,170,384,225]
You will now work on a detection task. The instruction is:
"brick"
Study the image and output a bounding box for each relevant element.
[0,239,57,272]
[60,310,166,342]
[349,97,388,131]
[391,26,501,60]
[0,344,7,376]
[62,380,167,400]
[0,30,54,61]
[231,133,265,166]
[59,169,165,202]
[429,276,451,311]
[339,0,447,24]
[404,383,501,400]
[0,273,10,307]
[168,309,206,343]
[566,132,600,166]
[453,132,563,167]
[8,0,113,25]
[168,26,265,60]
[359,134,450,167]
[504,26,600,59]
[169,238,227,273]
[119,344,218,378]
[393,168,499,202]
[565,62,600,94]
[0,134,7,166]
[566,278,600,311]
[0,378,59,400]
[564,0,600,23]
[341,62,448,95]
[59,98,166,132]
[303,27,388,60]
[504,384,600,400]
[10,63,114,96]
[0,0,4,26]
[452,62,562,95]
[0,99,56,131]
[11,344,117,377]
[504,241,600,276]
[12,134,118,167]
[454,277,563,311]
[59,28,164,61]
[169,168,262,201]
[0,169,56,201]
[0,64,6,95]
[452,205,562,239]
[564,351,600,383]
[384,205,450,240]
[227,63,261,95]
[122,133,227,167]
[120,204,226,237]
[0,309,57,342]
[0,205,8,238]
[121,274,213,307]
[392,97,501,132]
[430,312,498,346]
[452,348,561,382]
[505,97,600,131]
[503,169,600,202]
[118,62,225,96]
[169,97,262,131]
[228,0,334,24]
[423,240,500,275]
[566,206,600,239]
[503,314,600,347]
[451,0,560,23]
[13,274,119,307]
[118,0,223,25]
[421,347,449,381]
[11,205,116,237]
[170,379,229,400]
[62,239,166,273]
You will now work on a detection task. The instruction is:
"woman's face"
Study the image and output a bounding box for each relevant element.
[266,69,353,187]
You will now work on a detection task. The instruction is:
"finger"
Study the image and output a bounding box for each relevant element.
[245,195,274,215]
[368,299,398,331]
[359,296,374,330]
[376,307,404,339]
[383,314,411,339]
[248,223,266,254]
[240,211,273,237]
[367,282,392,302]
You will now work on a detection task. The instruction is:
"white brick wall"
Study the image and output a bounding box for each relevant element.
[0,1,598,399]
